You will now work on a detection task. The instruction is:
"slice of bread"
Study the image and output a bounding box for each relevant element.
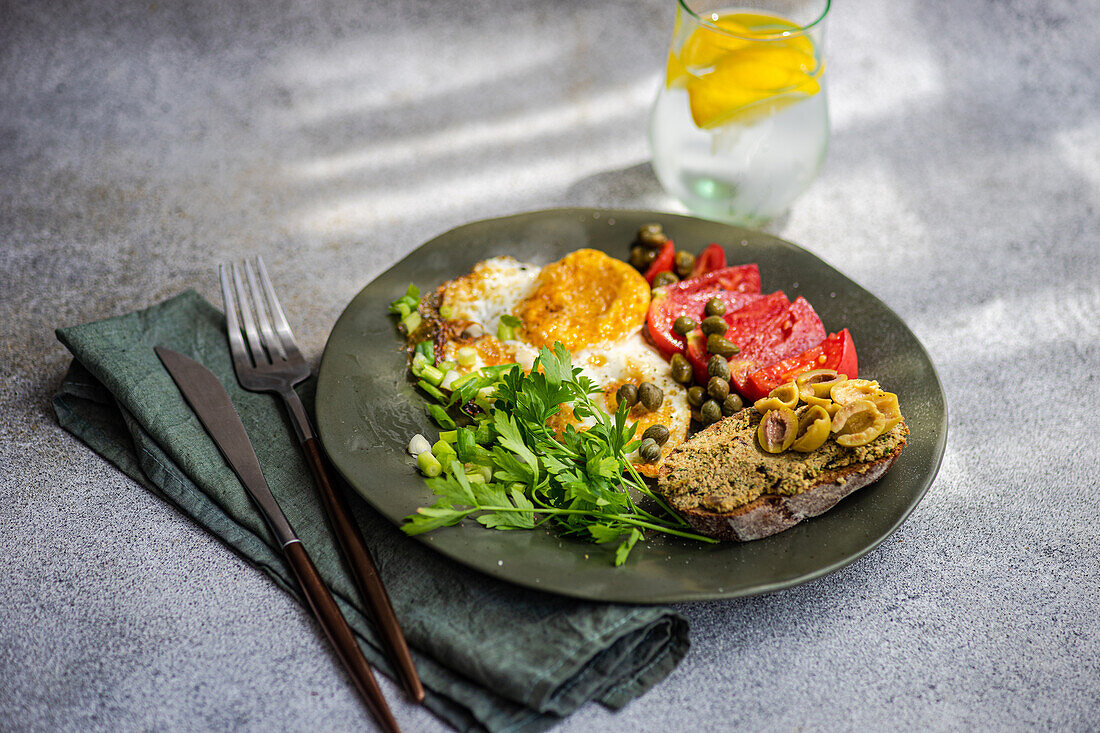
[656,410,907,541]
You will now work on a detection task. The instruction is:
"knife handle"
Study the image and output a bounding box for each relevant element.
[283,541,401,733]
[302,437,426,704]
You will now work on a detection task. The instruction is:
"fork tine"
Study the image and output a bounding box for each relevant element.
[245,259,287,362]
[219,265,254,374]
[255,256,303,363]
[232,262,268,367]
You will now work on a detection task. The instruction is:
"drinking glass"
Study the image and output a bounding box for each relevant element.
[649,0,830,226]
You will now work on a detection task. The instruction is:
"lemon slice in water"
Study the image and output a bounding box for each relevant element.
[666,12,823,129]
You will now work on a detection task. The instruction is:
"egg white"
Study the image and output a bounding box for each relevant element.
[434,254,691,472]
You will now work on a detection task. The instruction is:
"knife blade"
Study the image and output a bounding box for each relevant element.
[154,345,401,732]
[154,345,296,546]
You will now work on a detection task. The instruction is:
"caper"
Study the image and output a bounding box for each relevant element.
[670,353,693,384]
[700,399,723,425]
[629,245,656,270]
[673,250,695,278]
[707,376,730,401]
[721,393,744,416]
[706,354,731,381]
[652,271,680,288]
[704,297,727,317]
[757,407,798,453]
[616,383,638,408]
[637,223,668,248]
[639,438,662,463]
[642,424,670,446]
[706,334,739,357]
[686,385,706,408]
[672,316,697,337]
[637,382,664,411]
[700,315,728,336]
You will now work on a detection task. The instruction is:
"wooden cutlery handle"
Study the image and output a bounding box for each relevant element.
[302,437,425,704]
[283,541,401,733]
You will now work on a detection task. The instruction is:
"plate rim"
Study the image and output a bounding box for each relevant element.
[316,206,948,603]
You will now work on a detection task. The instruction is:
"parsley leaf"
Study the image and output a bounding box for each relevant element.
[399,340,716,564]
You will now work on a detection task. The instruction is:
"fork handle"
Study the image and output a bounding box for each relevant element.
[302,436,426,704]
[282,540,401,733]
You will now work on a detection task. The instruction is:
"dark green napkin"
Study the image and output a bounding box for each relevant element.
[53,290,688,732]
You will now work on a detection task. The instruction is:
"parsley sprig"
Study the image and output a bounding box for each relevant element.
[402,341,717,565]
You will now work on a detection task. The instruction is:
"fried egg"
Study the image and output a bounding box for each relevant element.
[431,249,690,475]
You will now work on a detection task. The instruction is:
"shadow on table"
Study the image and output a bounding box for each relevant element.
[564,161,793,235]
[564,161,669,212]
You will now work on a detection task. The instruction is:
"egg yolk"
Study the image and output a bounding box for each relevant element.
[515,249,650,352]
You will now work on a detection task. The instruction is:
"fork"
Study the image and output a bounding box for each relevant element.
[221,258,425,707]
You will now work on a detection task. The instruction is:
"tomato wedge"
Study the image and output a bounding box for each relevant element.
[643,241,675,284]
[684,291,791,382]
[688,296,826,393]
[645,264,761,356]
[742,329,858,402]
[690,244,727,278]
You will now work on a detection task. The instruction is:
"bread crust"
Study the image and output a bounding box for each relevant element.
[656,408,907,541]
[670,444,902,541]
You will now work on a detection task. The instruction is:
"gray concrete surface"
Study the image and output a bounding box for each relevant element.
[3,0,1099,730]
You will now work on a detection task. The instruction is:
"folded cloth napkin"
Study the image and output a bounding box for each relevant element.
[53,290,688,732]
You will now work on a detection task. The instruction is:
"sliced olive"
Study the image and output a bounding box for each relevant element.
[757,407,797,453]
[706,354,731,381]
[868,391,903,432]
[637,382,664,411]
[686,385,706,408]
[721,393,744,416]
[616,383,638,408]
[704,297,727,317]
[700,399,722,425]
[795,368,846,398]
[831,399,887,447]
[639,438,662,463]
[674,250,695,278]
[652,271,679,288]
[707,376,730,401]
[791,405,831,452]
[706,334,739,357]
[642,424,670,446]
[637,223,668,248]
[672,316,697,337]
[799,390,843,417]
[831,378,881,405]
[753,382,800,412]
[798,383,833,409]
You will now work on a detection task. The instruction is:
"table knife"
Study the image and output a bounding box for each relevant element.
[154,346,400,733]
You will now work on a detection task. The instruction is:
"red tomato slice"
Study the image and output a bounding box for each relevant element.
[742,329,858,402]
[688,264,761,292]
[645,264,761,356]
[727,297,827,395]
[685,291,791,383]
[643,241,675,284]
[689,244,727,278]
[688,296,826,393]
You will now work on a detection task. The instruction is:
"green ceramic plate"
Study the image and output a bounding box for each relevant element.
[316,208,947,603]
